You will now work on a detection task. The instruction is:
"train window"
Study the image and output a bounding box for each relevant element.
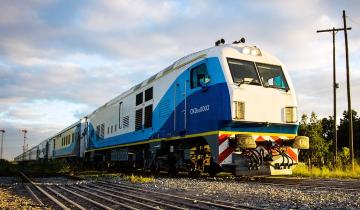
[96,125,100,137]
[190,63,208,89]
[111,125,113,134]
[227,58,261,86]
[135,109,143,130]
[256,63,289,90]
[144,105,153,128]
[136,92,143,106]
[145,87,153,101]
[72,133,74,143]
[107,127,110,134]
[119,102,123,129]
[114,124,117,132]
[123,116,129,128]
[100,123,105,138]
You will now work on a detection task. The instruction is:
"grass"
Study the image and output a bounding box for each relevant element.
[78,172,154,183]
[293,162,360,179]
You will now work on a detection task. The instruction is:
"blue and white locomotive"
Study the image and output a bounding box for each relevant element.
[15,40,309,176]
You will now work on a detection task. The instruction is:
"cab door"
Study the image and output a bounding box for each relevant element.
[174,79,188,135]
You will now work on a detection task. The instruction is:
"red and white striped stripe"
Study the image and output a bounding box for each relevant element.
[217,133,298,165]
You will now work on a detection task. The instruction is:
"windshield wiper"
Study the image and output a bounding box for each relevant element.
[235,78,261,86]
[264,84,289,91]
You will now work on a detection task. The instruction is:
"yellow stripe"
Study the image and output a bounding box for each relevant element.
[86,130,296,152]
[218,131,297,137]
[86,131,219,152]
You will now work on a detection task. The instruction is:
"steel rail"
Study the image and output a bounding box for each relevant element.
[67,185,139,210]
[24,184,46,207]
[88,183,187,210]
[20,172,70,210]
[96,182,212,210]
[46,186,87,210]
[101,181,262,210]
[78,184,160,210]
[57,185,115,210]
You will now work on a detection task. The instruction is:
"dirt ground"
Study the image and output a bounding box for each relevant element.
[0,187,41,209]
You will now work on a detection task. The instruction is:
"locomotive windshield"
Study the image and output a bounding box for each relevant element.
[227,58,261,86]
[227,58,289,90]
[256,63,289,90]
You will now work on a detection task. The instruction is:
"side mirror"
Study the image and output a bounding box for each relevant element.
[199,74,211,87]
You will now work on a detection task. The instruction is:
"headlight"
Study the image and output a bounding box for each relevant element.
[234,101,245,120]
[250,48,261,56]
[284,107,297,123]
[242,47,251,55]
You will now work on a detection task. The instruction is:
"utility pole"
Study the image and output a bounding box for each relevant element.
[0,129,5,160]
[342,10,354,171]
[21,129,27,161]
[316,26,351,163]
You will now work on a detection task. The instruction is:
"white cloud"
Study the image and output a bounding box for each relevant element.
[81,0,174,32]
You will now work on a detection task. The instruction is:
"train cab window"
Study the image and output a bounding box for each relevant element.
[190,63,209,89]
[256,63,289,90]
[227,58,261,86]
[136,92,143,106]
[145,87,153,101]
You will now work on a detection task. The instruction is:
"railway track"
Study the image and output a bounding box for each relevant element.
[19,172,265,210]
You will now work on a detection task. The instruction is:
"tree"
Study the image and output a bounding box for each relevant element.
[298,112,330,167]
[337,110,360,155]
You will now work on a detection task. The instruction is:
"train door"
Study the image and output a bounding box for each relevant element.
[188,62,215,133]
[174,78,189,135]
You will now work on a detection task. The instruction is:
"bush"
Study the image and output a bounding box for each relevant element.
[0,159,18,176]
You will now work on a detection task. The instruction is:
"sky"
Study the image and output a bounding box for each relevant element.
[0,0,359,160]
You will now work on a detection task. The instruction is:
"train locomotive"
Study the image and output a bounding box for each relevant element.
[15,39,309,176]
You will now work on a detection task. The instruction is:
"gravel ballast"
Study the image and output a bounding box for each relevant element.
[118,177,360,209]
